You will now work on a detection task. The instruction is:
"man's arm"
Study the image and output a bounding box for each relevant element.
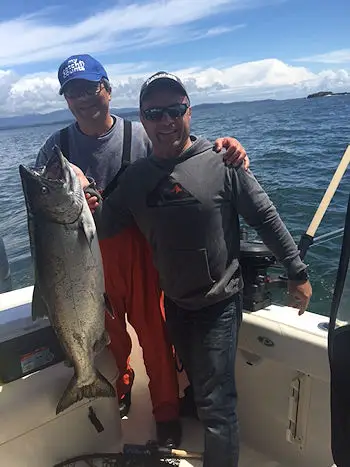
[233,165,305,277]
[232,165,312,314]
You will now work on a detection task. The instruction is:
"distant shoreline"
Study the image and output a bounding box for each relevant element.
[1,92,349,130]
[0,118,74,131]
[306,91,350,99]
[0,99,278,131]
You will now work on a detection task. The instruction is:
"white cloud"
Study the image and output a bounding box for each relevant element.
[0,0,256,68]
[2,58,350,117]
[109,59,350,107]
[294,49,350,64]
[5,73,62,115]
[204,25,246,37]
[0,69,18,103]
[0,1,348,116]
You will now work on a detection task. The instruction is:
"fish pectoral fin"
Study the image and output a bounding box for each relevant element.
[104,292,115,319]
[80,217,95,249]
[93,330,111,355]
[32,283,49,321]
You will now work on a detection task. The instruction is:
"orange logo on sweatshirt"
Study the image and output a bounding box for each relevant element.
[171,184,183,194]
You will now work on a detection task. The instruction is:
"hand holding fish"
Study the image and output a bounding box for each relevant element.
[69,163,89,188]
[70,163,99,213]
[85,193,99,213]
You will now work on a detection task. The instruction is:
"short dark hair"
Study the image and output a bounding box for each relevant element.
[102,78,112,93]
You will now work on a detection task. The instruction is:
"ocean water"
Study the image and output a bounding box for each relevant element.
[0,96,349,316]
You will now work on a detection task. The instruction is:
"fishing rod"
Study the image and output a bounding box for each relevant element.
[311,228,345,247]
[298,145,350,261]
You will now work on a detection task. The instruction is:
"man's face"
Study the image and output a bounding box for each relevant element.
[140,87,192,158]
[63,79,111,124]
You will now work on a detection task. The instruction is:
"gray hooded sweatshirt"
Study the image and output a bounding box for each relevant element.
[91,136,307,310]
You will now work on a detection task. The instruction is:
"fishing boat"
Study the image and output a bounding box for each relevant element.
[0,147,349,467]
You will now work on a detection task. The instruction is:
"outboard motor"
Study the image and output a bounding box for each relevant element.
[0,237,12,293]
[239,238,277,312]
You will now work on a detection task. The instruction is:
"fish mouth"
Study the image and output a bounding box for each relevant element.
[19,146,68,184]
[43,146,67,183]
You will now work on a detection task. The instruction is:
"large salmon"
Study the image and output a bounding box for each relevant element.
[19,146,116,415]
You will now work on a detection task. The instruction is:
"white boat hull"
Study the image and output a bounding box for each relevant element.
[0,286,337,466]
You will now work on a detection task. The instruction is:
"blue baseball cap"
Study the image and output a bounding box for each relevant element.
[58,54,109,95]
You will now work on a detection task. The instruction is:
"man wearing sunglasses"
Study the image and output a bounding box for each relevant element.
[80,71,312,467]
[35,55,250,449]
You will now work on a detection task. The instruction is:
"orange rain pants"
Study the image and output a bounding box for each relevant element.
[99,225,180,422]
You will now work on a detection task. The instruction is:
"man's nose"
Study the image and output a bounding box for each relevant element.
[161,111,174,123]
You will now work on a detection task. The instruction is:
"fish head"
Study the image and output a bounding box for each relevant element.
[19,146,85,224]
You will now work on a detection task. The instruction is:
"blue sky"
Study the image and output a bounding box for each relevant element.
[0,0,349,116]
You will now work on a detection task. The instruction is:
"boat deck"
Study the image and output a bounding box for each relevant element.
[122,325,283,467]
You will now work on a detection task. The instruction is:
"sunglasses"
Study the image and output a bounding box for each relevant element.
[142,103,189,121]
[63,81,104,99]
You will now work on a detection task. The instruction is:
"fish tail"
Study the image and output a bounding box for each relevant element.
[56,370,116,415]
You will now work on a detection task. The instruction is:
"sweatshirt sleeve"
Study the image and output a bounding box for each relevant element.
[231,164,307,279]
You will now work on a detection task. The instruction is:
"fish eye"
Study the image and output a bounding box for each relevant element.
[41,186,49,194]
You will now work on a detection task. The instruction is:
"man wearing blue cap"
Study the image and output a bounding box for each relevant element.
[36,54,250,448]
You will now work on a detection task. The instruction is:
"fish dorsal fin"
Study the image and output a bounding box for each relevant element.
[32,283,49,321]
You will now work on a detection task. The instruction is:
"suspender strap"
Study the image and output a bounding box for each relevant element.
[102,119,132,200]
[122,118,132,165]
[59,126,70,160]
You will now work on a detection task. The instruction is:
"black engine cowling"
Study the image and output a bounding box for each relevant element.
[239,240,276,312]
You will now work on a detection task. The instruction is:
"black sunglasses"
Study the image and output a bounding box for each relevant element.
[63,80,104,99]
[142,103,189,121]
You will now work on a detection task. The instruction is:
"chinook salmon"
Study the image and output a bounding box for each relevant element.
[19,146,116,415]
